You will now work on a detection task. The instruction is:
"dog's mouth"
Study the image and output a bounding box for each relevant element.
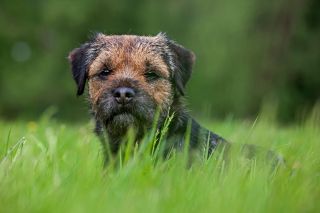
[111,111,134,119]
[105,107,138,125]
[97,93,157,130]
[108,106,134,119]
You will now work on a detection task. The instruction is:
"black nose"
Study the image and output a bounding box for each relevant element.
[112,87,135,104]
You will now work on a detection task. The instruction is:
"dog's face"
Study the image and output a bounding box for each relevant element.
[68,33,195,136]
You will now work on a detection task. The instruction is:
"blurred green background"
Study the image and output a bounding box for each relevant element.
[0,0,319,122]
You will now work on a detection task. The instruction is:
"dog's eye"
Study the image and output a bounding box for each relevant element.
[98,68,111,78]
[144,71,160,81]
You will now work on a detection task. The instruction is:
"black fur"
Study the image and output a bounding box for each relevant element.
[68,33,283,167]
[68,38,104,96]
[168,41,195,96]
[68,33,228,164]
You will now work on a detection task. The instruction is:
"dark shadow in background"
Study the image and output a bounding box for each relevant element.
[0,0,319,122]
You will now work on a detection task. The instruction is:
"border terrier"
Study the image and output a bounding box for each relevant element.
[68,32,228,162]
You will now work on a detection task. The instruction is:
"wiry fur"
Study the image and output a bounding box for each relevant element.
[68,32,227,163]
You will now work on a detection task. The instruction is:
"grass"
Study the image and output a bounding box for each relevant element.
[0,108,319,213]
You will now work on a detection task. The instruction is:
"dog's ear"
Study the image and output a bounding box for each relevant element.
[68,33,105,95]
[68,44,90,96]
[169,41,196,96]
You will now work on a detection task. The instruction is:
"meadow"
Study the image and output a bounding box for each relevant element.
[0,108,319,213]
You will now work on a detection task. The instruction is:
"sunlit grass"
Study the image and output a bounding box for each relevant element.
[0,108,319,213]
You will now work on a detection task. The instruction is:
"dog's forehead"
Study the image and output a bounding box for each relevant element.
[88,34,174,77]
[96,34,167,49]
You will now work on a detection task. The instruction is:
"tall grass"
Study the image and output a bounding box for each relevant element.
[0,108,319,212]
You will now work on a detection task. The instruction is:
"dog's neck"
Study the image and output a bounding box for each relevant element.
[93,95,226,158]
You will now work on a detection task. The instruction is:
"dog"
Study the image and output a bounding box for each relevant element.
[68,32,280,165]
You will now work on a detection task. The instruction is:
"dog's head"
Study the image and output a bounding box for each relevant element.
[68,33,195,136]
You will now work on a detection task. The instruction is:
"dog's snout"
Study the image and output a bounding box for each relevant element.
[112,87,135,104]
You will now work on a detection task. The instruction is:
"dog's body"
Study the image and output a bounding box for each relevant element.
[68,33,228,162]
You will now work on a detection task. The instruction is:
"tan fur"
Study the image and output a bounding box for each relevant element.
[87,35,173,110]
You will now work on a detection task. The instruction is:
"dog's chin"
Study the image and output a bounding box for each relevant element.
[112,112,136,126]
[105,112,139,136]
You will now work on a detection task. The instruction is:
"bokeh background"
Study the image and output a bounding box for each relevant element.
[0,0,319,122]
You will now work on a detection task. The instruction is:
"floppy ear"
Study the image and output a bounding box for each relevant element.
[169,41,196,96]
[68,44,90,96]
[68,33,106,95]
